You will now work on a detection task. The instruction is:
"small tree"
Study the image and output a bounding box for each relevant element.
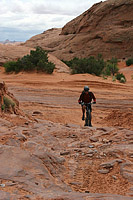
[103,57,118,76]
[103,62,119,76]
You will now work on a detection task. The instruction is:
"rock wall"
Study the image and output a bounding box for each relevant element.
[24,0,133,60]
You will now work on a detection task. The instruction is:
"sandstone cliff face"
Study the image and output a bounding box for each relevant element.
[61,0,133,35]
[24,0,133,60]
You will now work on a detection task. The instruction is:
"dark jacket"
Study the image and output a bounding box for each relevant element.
[78,91,96,103]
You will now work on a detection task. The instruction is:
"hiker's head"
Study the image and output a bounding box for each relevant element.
[84,86,89,93]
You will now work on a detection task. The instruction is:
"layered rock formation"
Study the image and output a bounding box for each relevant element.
[24,0,133,60]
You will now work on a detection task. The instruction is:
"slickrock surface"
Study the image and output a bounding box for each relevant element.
[0,43,32,65]
[0,116,133,199]
[0,65,132,199]
[24,0,133,60]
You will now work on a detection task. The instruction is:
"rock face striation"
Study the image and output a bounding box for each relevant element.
[24,0,133,60]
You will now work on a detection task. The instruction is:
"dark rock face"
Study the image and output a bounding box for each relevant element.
[24,0,133,60]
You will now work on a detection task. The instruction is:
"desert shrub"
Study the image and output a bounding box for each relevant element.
[3,96,15,111]
[30,47,48,65]
[62,55,105,76]
[37,60,55,74]
[103,63,119,76]
[102,75,108,80]
[126,58,133,66]
[112,76,116,82]
[18,55,35,71]
[120,77,126,83]
[1,104,5,111]
[116,72,125,80]
[45,62,55,74]
[116,72,126,83]
[4,61,17,72]
[3,47,55,74]
[103,58,118,76]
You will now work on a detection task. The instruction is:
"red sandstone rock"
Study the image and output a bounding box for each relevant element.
[23,0,133,60]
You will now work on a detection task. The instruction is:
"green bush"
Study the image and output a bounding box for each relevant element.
[3,96,15,111]
[103,58,118,76]
[102,75,108,80]
[4,61,17,72]
[116,72,125,80]
[116,72,126,83]
[103,63,119,76]
[126,58,133,66]
[37,60,55,74]
[112,76,116,82]
[3,47,55,74]
[62,55,105,76]
[30,47,48,66]
[120,77,126,83]
[1,104,5,111]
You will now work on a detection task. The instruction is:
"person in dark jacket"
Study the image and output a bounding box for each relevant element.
[78,86,96,122]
